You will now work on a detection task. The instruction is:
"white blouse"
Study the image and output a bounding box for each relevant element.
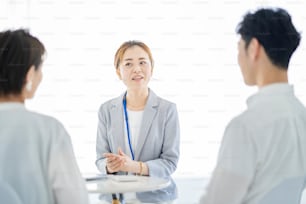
[124,109,144,159]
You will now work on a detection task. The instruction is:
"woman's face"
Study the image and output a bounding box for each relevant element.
[116,45,152,91]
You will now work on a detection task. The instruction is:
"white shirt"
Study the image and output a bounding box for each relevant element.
[124,109,143,159]
[199,83,306,204]
[124,109,143,202]
[0,103,89,204]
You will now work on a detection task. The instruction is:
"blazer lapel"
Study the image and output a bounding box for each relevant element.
[134,89,159,160]
[110,93,126,154]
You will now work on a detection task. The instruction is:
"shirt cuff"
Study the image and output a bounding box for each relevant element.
[96,159,107,175]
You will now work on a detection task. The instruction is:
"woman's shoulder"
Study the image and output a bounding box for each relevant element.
[158,96,176,106]
[101,96,120,106]
[98,95,122,111]
[150,90,177,108]
[150,94,177,115]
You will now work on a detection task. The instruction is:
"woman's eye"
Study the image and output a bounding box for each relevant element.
[140,61,147,65]
[125,63,131,67]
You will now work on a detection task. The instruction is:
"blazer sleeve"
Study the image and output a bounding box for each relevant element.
[146,103,180,178]
[95,104,110,175]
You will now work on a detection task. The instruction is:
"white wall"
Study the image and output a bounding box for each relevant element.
[1,0,305,178]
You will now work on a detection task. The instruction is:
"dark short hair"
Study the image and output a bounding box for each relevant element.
[0,29,45,96]
[236,8,301,69]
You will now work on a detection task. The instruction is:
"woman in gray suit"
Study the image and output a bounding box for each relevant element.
[96,41,180,204]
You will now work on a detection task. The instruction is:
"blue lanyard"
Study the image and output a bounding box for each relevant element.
[123,94,135,160]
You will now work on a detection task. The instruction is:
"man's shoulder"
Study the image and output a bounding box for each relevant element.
[225,109,255,133]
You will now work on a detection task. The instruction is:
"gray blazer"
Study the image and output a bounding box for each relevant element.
[96,89,180,202]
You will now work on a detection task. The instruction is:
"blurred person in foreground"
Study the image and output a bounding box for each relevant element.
[199,7,306,204]
[0,29,89,204]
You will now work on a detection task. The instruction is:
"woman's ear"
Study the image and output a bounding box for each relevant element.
[24,66,35,92]
[26,66,35,84]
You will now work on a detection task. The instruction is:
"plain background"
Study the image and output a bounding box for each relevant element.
[1,0,305,179]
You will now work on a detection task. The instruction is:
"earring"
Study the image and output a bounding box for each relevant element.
[25,80,32,92]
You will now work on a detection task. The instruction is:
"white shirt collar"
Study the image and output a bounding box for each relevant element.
[0,102,25,111]
[247,83,294,108]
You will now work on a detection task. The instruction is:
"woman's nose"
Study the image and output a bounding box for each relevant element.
[133,65,141,73]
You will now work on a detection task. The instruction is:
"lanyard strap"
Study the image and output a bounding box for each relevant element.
[123,94,135,160]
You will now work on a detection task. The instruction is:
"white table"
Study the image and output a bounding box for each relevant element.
[86,175,170,194]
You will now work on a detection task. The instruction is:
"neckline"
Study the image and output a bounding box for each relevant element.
[0,102,25,111]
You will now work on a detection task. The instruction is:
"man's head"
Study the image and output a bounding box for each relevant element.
[236,8,300,69]
[236,8,301,86]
